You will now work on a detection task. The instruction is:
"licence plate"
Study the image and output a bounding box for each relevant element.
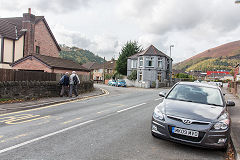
[172,127,199,137]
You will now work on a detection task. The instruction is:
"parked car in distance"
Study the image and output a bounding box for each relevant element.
[151,82,235,149]
[116,79,126,87]
[108,80,117,86]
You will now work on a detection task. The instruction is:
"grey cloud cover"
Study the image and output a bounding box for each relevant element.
[0,0,240,62]
[0,0,90,13]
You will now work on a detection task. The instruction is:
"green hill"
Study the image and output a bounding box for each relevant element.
[185,58,239,72]
[173,40,240,72]
[59,44,106,65]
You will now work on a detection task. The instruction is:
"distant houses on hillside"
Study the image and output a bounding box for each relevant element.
[82,60,116,81]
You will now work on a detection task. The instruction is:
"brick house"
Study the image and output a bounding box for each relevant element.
[11,54,90,76]
[0,9,90,76]
[127,45,172,88]
[82,60,116,81]
[82,62,101,80]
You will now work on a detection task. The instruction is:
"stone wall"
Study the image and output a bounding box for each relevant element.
[0,81,93,100]
[125,79,169,88]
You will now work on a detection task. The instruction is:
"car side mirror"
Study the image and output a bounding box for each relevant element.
[159,92,166,97]
[226,100,235,107]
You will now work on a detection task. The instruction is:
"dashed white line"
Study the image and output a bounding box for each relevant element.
[154,97,163,101]
[0,120,94,154]
[117,103,146,113]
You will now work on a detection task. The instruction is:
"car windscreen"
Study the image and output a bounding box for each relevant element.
[166,84,223,106]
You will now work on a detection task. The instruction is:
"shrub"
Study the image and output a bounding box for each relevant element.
[127,70,137,80]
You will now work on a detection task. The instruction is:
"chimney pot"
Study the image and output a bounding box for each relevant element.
[28,8,31,14]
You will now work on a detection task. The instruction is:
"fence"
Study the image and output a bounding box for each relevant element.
[0,69,56,82]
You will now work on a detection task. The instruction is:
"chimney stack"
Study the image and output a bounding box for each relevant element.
[22,8,35,56]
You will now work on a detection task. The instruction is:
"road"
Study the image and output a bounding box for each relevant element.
[0,84,225,160]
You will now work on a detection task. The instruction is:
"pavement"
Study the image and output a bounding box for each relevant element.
[0,87,104,114]
[223,85,240,160]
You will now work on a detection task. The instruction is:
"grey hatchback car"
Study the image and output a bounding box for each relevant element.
[151,82,235,149]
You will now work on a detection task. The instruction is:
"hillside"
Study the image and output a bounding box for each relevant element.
[185,58,239,72]
[59,44,106,65]
[174,40,240,71]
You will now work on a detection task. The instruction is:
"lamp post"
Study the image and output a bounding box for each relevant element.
[170,45,174,58]
[169,45,174,85]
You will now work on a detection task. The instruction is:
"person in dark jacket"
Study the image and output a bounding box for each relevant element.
[60,72,70,97]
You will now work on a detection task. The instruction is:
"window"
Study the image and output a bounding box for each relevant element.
[131,60,137,68]
[139,71,143,81]
[158,58,163,69]
[139,57,143,67]
[36,46,40,54]
[167,59,170,69]
[146,57,154,67]
[157,72,162,81]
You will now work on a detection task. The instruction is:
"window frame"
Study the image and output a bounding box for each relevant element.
[36,46,40,54]
[158,58,163,69]
[139,57,143,68]
[131,60,137,68]
[139,71,143,81]
[146,57,154,67]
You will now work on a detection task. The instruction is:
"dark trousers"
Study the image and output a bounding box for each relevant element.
[69,84,78,97]
[60,85,69,97]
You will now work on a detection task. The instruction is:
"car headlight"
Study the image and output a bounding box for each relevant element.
[213,113,230,130]
[153,107,164,121]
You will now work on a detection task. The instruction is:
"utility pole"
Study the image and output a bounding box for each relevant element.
[170,45,174,58]
[169,45,174,84]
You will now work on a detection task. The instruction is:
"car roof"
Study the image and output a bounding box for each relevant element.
[177,81,219,89]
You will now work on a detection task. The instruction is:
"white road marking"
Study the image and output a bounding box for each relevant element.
[154,97,163,101]
[0,120,94,154]
[117,103,146,113]
[0,88,109,117]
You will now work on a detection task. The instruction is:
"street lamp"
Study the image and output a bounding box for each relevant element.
[170,45,174,58]
[236,0,240,3]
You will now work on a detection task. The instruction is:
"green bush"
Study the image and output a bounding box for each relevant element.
[105,73,113,80]
[127,70,137,80]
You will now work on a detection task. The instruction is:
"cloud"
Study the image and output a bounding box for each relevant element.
[116,0,240,62]
[53,25,120,60]
[118,0,240,34]
[0,0,90,13]
[1,0,240,63]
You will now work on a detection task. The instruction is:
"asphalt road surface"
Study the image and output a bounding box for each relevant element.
[0,84,225,160]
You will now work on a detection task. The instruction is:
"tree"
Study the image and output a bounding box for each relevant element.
[116,41,142,75]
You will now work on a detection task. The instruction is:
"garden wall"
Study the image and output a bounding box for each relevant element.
[0,81,94,100]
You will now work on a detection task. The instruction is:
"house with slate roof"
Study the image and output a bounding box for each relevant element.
[127,45,172,87]
[0,8,89,76]
[82,62,102,80]
[82,60,116,81]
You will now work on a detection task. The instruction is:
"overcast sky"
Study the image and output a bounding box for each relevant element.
[0,0,240,62]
